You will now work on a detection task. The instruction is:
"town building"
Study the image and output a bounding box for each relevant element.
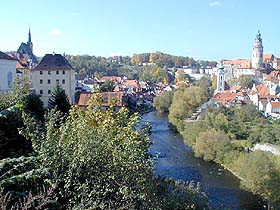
[17,28,38,68]
[77,92,127,110]
[31,54,75,107]
[216,65,225,93]
[0,51,17,93]
[221,30,276,81]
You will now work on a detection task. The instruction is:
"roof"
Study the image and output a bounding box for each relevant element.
[271,101,280,109]
[17,43,38,63]
[263,53,274,61]
[122,80,140,88]
[78,92,126,107]
[264,74,279,84]
[231,85,243,91]
[256,84,269,95]
[75,74,87,81]
[223,59,252,68]
[212,91,237,105]
[0,51,17,61]
[33,54,73,71]
[99,76,122,83]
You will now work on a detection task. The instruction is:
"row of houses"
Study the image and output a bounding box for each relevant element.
[76,75,165,110]
[212,70,280,117]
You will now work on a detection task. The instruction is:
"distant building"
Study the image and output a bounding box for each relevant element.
[221,30,274,81]
[17,28,38,68]
[0,51,17,93]
[216,65,225,93]
[252,30,264,69]
[77,92,127,110]
[31,54,75,107]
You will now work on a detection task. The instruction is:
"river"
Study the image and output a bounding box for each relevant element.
[142,111,264,210]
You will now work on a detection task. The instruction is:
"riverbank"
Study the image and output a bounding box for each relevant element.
[144,110,264,210]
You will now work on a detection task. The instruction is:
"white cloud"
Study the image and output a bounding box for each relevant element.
[185,49,192,53]
[48,29,63,37]
[209,1,222,7]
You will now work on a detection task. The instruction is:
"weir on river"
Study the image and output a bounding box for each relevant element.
[142,111,264,210]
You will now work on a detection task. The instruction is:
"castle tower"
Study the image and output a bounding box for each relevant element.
[252,30,263,69]
[216,63,225,93]
[27,27,33,53]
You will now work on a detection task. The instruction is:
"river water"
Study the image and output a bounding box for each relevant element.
[142,111,264,210]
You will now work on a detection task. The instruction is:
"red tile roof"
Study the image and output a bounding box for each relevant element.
[123,80,140,88]
[271,101,280,109]
[78,92,126,107]
[256,84,269,95]
[212,91,237,105]
[99,76,122,83]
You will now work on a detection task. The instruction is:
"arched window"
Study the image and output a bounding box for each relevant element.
[7,72,13,88]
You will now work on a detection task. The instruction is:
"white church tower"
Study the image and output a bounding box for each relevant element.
[216,63,225,93]
[252,30,263,69]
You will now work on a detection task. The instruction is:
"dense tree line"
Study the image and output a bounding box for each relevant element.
[131,52,217,68]
[66,53,217,83]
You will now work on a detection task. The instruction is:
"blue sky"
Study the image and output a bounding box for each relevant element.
[1,0,280,60]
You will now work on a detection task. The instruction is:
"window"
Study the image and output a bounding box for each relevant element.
[48,71,51,75]
[40,79,43,84]
[62,70,65,75]
[40,90,43,94]
[48,90,51,94]
[40,71,43,75]
[7,72,13,88]
[56,79,59,84]
[48,79,51,84]
[56,70,59,75]
[62,79,65,84]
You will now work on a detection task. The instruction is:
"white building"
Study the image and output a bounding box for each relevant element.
[31,54,75,107]
[0,51,17,93]
[216,65,225,93]
[252,30,264,69]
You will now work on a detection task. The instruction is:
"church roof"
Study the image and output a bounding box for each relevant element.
[0,51,17,61]
[33,54,73,71]
[17,42,38,63]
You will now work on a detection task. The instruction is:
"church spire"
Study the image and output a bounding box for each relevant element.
[28,27,32,44]
[27,27,33,53]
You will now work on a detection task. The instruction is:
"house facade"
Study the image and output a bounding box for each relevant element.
[0,51,17,93]
[31,54,75,107]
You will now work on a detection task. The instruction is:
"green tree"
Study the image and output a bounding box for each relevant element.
[153,91,174,113]
[20,104,210,209]
[99,80,115,92]
[22,94,44,121]
[48,84,71,114]
[0,78,28,110]
[238,151,280,210]
[194,129,232,163]
[239,75,257,88]
[175,70,186,82]
[169,87,207,132]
